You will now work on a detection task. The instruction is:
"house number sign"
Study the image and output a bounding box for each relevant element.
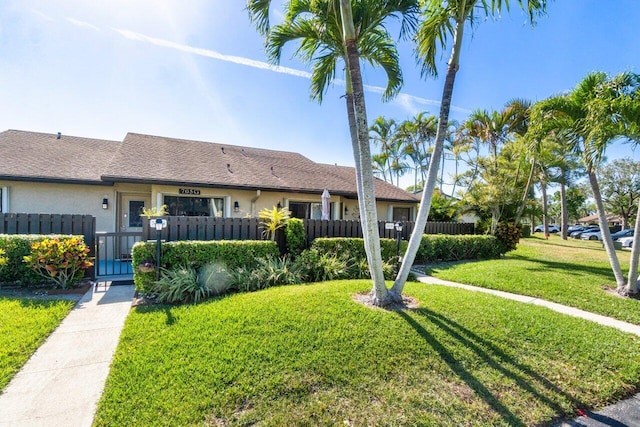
[179,188,201,195]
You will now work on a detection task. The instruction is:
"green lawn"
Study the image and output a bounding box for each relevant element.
[95,281,640,426]
[0,297,76,391]
[425,235,640,325]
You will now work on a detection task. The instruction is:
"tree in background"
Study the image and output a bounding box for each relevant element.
[599,158,640,229]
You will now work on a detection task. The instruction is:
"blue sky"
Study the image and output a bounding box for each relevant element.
[0,1,638,190]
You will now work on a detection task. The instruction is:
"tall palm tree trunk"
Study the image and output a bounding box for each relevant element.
[340,0,388,305]
[560,180,568,240]
[390,15,465,300]
[588,170,626,290]
[514,159,535,225]
[541,180,549,239]
[626,199,640,294]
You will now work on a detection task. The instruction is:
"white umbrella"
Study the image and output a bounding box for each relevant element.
[321,188,331,220]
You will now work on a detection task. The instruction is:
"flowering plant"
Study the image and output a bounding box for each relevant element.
[138,260,155,273]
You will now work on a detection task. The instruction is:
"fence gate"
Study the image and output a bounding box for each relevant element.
[95,231,143,282]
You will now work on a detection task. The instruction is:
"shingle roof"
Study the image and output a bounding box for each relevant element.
[0,130,418,202]
[102,133,418,202]
[0,129,119,184]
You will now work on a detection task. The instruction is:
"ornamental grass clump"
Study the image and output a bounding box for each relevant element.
[23,237,93,289]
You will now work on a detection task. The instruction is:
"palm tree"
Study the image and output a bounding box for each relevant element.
[533,72,640,294]
[369,116,398,182]
[248,0,419,305]
[371,152,390,182]
[391,0,548,298]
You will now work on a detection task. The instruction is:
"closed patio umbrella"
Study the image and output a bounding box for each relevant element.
[321,188,331,220]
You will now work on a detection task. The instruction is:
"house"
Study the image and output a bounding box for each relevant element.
[577,213,623,227]
[0,130,419,233]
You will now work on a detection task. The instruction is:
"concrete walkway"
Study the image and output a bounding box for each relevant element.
[416,274,640,337]
[0,283,134,427]
[415,272,640,426]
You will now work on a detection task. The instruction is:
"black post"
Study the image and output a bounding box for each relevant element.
[155,226,161,281]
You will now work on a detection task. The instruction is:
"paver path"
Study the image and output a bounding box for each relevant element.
[0,283,134,427]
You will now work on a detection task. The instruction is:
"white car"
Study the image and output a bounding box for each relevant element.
[581,230,602,241]
[619,236,634,248]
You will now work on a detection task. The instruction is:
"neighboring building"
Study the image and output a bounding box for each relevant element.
[0,130,418,232]
[577,213,623,226]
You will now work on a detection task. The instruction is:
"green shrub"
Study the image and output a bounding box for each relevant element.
[0,248,6,270]
[311,238,406,264]
[0,234,76,285]
[292,249,351,282]
[152,267,199,304]
[132,240,279,293]
[494,222,521,252]
[21,236,92,288]
[285,218,306,256]
[415,234,503,263]
[520,224,531,238]
[197,263,232,297]
[230,256,300,292]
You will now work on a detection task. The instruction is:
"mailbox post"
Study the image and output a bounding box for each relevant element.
[394,222,403,265]
[151,218,167,281]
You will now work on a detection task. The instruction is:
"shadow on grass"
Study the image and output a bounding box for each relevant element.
[397,308,584,425]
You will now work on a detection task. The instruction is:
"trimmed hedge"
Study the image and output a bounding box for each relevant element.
[0,234,86,285]
[132,240,279,293]
[311,237,408,264]
[311,235,503,266]
[415,234,504,263]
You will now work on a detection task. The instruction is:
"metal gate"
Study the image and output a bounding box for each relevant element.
[95,231,143,282]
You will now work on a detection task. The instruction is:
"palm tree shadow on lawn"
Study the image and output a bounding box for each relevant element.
[396,308,585,425]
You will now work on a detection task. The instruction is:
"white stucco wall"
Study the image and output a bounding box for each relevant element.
[0,180,116,232]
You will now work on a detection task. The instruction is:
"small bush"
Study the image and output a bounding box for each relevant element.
[292,249,351,282]
[285,218,306,257]
[153,267,205,304]
[23,237,93,289]
[520,224,531,238]
[494,222,521,252]
[230,256,300,292]
[0,234,78,285]
[197,263,232,297]
[132,240,278,293]
[0,248,6,270]
[415,234,503,263]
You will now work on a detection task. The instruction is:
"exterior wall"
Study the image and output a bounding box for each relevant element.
[0,180,115,232]
[0,179,417,233]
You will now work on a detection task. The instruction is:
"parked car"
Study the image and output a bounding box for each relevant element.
[581,230,602,240]
[571,226,599,239]
[567,225,585,234]
[533,224,561,233]
[611,229,634,241]
[619,236,634,248]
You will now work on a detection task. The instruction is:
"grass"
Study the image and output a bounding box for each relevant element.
[425,235,640,325]
[94,280,640,426]
[0,297,76,391]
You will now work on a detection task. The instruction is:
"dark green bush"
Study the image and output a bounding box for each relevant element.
[0,234,85,285]
[520,224,531,238]
[415,234,504,263]
[292,249,352,282]
[132,240,278,293]
[311,237,407,264]
[285,218,306,256]
[494,222,521,252]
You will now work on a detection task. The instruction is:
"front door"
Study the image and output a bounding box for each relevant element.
[119,194,150,259]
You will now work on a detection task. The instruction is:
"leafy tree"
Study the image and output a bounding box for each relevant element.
[549,186,588,224]
[599,158,640,229]
[428,189,459,221]
[392,0,549,298]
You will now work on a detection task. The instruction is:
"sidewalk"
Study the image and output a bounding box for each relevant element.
[415,272,640,426]
[0,283,134,427]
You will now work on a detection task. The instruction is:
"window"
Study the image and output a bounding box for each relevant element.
[289,202,323,219]
[164,196,225,217]
[393,207,410,221]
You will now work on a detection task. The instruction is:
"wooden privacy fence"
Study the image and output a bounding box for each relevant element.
[0,213,97,279]
[0,213,96,249]
[142,216,474,243]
